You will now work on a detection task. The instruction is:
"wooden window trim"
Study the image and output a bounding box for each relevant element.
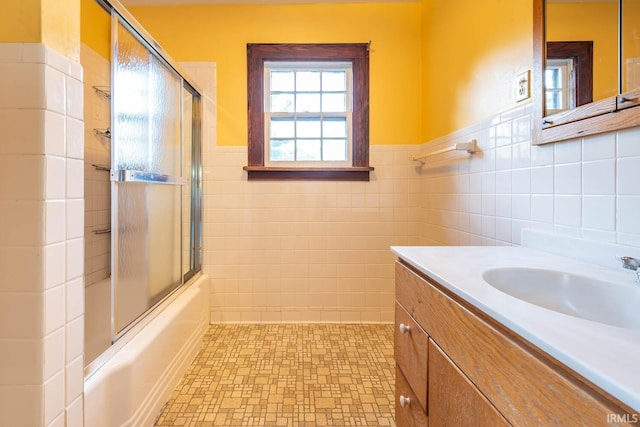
[546,41,593,108]
[245,43,373,181]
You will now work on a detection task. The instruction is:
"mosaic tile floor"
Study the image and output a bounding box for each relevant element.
[154,324,396,426]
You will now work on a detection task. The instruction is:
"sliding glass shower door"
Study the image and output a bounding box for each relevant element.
[111,16,186,336]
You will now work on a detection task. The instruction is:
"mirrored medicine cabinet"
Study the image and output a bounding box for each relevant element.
[533,0,640,145]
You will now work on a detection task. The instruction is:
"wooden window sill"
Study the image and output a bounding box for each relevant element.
[242,166,374,181]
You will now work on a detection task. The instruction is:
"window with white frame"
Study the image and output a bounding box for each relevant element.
[245,43,372,181]
[265,62,352,166]
[545,58,575,114]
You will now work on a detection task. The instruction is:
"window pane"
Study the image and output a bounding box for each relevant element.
[323,117,347,137]
[296,93,321,112]
[322,93,347,112]
[271,71,294,91]
[270,139,295,161]
[270,93,294,112]
[296,118,321,138]
[545,68,561,89]
[546,91,562,110]
[296,71,321,91]
[297,139,321,161]
[323,139,348,161]
[270,118,295,138]
[322,71,346,91]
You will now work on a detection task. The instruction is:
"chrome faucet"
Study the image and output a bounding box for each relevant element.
[620,256,640,284]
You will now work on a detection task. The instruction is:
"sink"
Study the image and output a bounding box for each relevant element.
[482,267,640,331]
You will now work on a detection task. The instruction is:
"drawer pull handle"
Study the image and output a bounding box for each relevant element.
[399,395,411,408]
[399,323,411,334]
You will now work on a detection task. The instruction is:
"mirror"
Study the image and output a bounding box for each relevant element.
[533,0,640,144]
[546,0,618,110]
[622,0,640,94]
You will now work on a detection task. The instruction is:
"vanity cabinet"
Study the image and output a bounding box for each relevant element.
[394,260,638,427]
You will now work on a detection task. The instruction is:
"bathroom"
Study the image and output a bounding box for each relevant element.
[0,0,639,425]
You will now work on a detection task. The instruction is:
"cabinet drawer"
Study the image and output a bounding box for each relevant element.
[396,365,428,427]
[394,302,428,412]
[395,263,428,327]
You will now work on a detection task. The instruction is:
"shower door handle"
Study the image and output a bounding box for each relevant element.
[111,169,189,186]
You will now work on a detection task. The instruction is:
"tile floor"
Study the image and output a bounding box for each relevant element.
[154,324,396,426]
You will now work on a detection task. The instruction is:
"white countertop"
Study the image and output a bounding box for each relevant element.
[391,245,640,412]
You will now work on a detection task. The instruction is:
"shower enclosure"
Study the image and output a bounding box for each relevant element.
[84,0,202,372]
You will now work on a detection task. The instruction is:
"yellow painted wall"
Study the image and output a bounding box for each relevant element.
[421,0,532,142]
[42,0,81,61]
[128,3,422,146]
[80,0,111,59]
[0,0,80,60]
[623,0,640,91]
[547,2,618,102]
[0,0,42,43]
[624,1,640,58]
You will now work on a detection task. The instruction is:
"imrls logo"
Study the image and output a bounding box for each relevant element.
[607,413,639,424]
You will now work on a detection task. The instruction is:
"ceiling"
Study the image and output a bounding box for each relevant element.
[121,0,415,5]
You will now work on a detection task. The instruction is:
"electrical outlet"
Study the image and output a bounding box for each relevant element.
[515,70,530,102]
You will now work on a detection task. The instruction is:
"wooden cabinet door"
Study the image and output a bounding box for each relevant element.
[396,365,429,427]
[428,339,510,427]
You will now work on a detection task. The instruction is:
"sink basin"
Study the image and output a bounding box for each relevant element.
[482,267,640,331]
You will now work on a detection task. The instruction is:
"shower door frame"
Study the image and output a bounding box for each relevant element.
[99,0,204,343]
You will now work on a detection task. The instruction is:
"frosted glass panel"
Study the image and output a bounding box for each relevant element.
[115,184,181,332]
[112,18,184,335]
[113,20,181,177]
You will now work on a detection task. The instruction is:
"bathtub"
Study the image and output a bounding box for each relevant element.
[84,274,210,427]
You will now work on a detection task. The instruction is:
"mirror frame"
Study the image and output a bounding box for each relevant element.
[533,0,640,145]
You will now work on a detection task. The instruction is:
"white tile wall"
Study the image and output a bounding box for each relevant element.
[202,145,422,323]
[420,103,640,248]
[81,44,111,287]
[189,61,422,323]
[0,42,85,426]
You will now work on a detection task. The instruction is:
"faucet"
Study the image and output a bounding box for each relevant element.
[620,256,640,284]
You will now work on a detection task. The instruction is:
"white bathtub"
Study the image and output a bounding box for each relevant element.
[84,274,210,427]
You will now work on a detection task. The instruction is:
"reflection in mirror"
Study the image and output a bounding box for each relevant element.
[534,0,640,144]
[545,0,618,115]
[545,41,593,113]
[622,0,640,93]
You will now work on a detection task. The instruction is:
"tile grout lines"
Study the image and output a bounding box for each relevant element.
[154,323,396,427]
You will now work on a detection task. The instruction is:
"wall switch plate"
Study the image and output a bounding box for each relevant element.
[515,70,531,102]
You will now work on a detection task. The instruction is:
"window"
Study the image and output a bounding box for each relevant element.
[545,41,593,115]
[265,62,351,165]
[545,58,575,114]
[245,44,373,181]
